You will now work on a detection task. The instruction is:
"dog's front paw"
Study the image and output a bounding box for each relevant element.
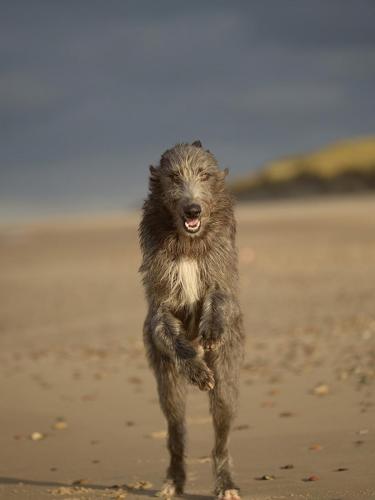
[196,365,215,391]
[185,359,215,391]
[201,335,224,351]
[200,329,224,351]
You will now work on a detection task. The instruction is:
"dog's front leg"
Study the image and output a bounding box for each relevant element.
[148,306,215,391]
[199,289,232,351]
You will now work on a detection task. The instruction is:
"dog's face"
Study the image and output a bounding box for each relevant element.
[150,142,228,237]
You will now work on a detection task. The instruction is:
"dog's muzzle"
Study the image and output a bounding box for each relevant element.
[183,203,202,234]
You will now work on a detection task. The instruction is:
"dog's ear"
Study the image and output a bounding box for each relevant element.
[149,165,159,188]
[192,140,202,148]
[218,167,229,180]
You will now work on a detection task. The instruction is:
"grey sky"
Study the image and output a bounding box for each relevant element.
[1,1,375,219]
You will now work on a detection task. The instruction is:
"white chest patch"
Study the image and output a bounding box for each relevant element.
[176,258,200,305]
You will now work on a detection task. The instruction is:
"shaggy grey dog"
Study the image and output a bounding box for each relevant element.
[139,141,244,500]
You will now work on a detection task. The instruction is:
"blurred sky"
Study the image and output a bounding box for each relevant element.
[1,0,375,220]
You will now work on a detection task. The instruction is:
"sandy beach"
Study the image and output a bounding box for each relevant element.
[0,196,374,500]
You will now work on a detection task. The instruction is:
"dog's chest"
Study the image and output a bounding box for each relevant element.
[172,258,201,306]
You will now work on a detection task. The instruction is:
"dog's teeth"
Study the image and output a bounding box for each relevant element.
[184,219,201,232]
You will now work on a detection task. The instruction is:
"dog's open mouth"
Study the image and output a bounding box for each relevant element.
[183,217,201,233]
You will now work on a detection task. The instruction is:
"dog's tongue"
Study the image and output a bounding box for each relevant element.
[185,218,199,229]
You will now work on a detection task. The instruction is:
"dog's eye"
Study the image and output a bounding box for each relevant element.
[201,173,211,181]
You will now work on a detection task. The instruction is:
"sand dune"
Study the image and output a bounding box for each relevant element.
[231,136,375,199]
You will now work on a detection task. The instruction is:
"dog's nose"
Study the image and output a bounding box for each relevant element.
[184,203,201,218]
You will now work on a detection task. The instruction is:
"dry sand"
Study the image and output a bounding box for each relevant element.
[0,196,374,500]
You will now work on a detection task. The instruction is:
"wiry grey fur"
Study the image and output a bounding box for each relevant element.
[139,142,244,500]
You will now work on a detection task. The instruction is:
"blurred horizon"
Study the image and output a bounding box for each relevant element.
[1,1,375,221]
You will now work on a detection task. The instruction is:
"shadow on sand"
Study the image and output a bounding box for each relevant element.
[0,476,213,500]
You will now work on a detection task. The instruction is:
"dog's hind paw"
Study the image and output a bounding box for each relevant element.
[157,480,177,499]
[217,489,241,500]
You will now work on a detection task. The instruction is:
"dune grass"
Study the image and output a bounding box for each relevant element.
[230,136,375,200]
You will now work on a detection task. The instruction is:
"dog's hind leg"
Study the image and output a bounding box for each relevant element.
[156,363,187,498]
[209,357,241,500]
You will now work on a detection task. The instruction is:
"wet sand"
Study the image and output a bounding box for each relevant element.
[0,196,374,500]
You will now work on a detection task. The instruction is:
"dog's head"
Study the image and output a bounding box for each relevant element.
[149,141,229,237]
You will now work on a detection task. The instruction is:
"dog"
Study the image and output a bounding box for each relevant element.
[139,141,244,500]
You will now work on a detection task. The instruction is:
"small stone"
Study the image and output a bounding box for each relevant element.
[304,475,319,481]
[52,420,67,430]
[257,474,275,481]
[280,464,294,470]
[71,478,89,486]
[309,443,323,451]
[279,411,295,418]
[30,432,45,441]
[312,383,329,396]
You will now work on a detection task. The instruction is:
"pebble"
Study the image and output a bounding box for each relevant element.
[304,475,319,481]
[30,432,44,441]
[257,474,275,481]
[52,420,67,430]
[309,443,323,451]
[312,383,330,396]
